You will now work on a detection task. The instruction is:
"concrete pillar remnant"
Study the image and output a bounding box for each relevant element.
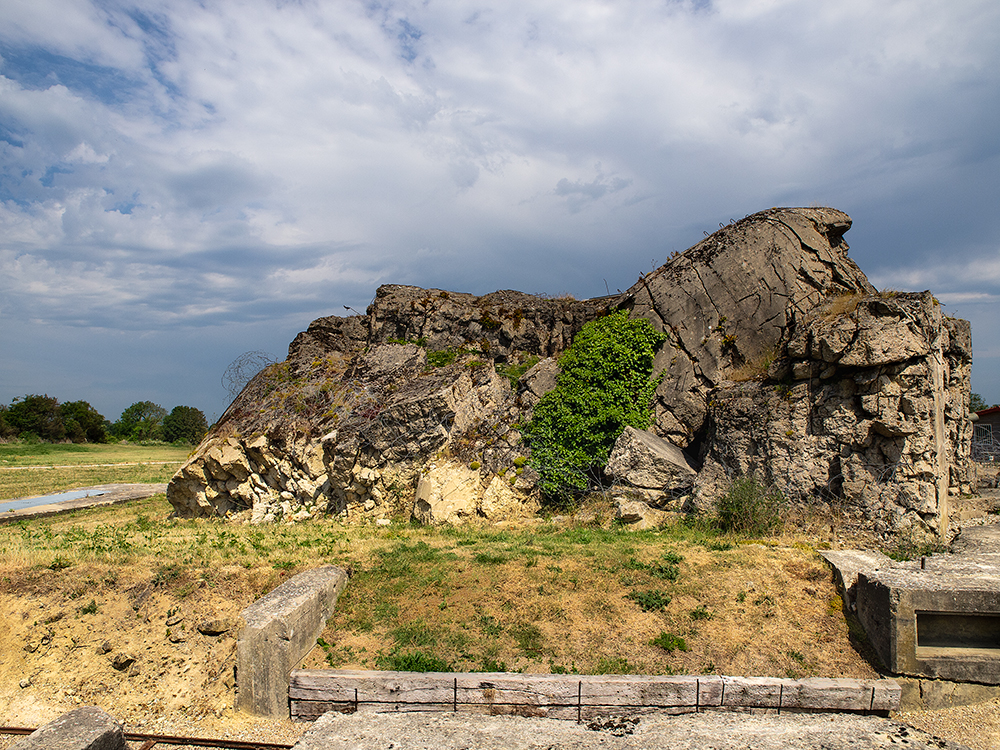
[236,565,349,717]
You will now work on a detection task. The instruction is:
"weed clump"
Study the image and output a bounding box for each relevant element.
[376,649,451,672]
[650,631,688,653]
[625,589,672,612]
[715,475,784,536]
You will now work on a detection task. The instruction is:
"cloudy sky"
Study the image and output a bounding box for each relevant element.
[1,0,999,423]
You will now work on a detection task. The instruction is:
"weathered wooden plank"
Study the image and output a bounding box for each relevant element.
[782,678,872,711]
[720,677,783,708]
[290,669,456,703]
[780,678,900,712]
[457,674,580,706]
[289,671,901,716]
[579,675,723,707]
[581,705,698,719]
[871,679,902,711]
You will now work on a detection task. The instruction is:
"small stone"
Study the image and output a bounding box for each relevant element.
[97,640,112,654]
[128,664,140,677]
[166,614,183,627]
[168,630,186,643]
[19,678,30,688]
[197,618,234,636]
[376,518,391,526]
[111,653,136,671]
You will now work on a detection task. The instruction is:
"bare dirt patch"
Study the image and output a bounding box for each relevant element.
[0,561,310,744]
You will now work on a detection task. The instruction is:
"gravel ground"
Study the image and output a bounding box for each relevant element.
[896,698,1000,750]
[4,705,995,750]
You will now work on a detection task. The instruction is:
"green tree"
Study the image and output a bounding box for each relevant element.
[6,394,65,441]
[0,405,17,439]
[59,400,108,443]
[162,405,208,444]
[971,393,988,412]
[521,311,668,503]
[113,401,166,441]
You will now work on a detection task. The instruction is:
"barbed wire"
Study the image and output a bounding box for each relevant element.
[222,351,278,401]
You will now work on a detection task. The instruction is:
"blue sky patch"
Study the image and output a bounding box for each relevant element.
[0,44,142,104]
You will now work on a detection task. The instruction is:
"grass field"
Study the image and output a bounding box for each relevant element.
[0,442,190,500]
[0,491,878,681]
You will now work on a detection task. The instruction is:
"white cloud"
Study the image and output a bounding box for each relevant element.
[2,0,1000,413]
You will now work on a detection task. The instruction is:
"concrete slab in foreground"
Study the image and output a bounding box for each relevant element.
[291,710,970,750]
[10,706,127,750]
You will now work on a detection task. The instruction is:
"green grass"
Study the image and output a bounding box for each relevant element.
[650,632,688,652]
[0,442,191,467]
[624,589,672,612]
[0,443,189,499]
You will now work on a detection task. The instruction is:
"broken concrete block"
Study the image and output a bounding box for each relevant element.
[605,426,697,498]
[237,565,348,717]
[10,706,126,750]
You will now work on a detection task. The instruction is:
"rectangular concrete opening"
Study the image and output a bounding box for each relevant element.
[916,612,1000,651]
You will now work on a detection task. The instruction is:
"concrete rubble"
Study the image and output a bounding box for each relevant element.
[167,207,975,538]
[10,706,127,750]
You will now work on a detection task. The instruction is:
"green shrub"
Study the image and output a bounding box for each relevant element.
[649,560,680,582]
[426,349,459,368]
[521,311,667,503]
[689,604,712,620]
[715,475,784,536]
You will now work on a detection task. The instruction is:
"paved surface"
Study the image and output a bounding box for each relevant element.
[292,710,970,750]
[0,484,168,524]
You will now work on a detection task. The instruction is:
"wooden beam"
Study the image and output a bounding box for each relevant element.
[288,670,901,721]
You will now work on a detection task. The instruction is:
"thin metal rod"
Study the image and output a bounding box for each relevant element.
[0,727,294,750]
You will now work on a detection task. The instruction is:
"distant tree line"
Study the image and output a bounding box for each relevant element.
[0,395,208,445]
[971,393,999,412]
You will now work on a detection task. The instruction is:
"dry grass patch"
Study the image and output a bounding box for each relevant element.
[0,492,881,732]
[303,524,879,681]
[817,292,862,321]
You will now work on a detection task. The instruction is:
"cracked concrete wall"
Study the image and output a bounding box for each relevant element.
[619,207,876,448]
[617,208,972,537]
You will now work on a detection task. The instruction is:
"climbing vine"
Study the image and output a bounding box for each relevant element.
[521,311,668,503]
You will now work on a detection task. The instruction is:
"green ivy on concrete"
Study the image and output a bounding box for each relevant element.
[522,310,667,503]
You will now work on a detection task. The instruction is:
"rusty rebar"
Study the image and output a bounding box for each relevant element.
[0,726,294,749]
